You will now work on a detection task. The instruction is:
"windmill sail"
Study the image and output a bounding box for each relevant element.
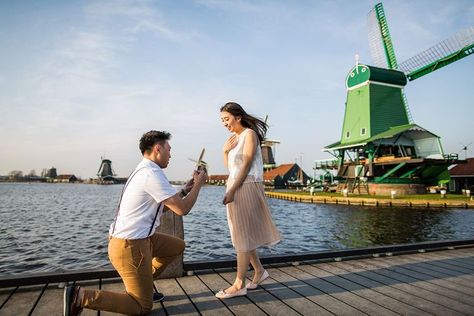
[399,26,474,81]
[367,2,398,69]
[368,3,413,122]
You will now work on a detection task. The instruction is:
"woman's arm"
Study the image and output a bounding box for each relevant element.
[223,130,257,204]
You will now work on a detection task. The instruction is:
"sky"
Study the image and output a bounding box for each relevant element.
[1,0,473,181]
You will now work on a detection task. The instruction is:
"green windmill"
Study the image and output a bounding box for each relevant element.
[324,2,474,194]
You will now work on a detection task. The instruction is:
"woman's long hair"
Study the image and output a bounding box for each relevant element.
[220,102,267,143]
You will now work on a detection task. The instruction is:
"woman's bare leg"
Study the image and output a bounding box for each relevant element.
[249,249,265,283]
[224,251,250,293]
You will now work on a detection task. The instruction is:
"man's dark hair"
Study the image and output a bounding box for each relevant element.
[139,130,171,154]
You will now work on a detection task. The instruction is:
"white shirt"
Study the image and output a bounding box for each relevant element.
[109,158,177,239]
[227,129,263,182]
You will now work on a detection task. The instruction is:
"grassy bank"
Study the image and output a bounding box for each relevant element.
[264,190,474,208]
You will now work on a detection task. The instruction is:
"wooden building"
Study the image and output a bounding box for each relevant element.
[54,174,78,183]
[263,163,310,189]
[449,158,474,193]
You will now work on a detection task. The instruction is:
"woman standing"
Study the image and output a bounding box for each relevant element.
[216,102,281,299]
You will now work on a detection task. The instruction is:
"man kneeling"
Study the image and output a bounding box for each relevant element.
[64,130,207,315]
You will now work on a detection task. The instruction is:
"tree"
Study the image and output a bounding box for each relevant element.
[8,170,23,180]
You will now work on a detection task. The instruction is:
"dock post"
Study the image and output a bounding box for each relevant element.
[156,211,185,278]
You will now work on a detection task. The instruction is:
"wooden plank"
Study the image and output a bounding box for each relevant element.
[339,260,464,316]
[296,263,399,316]
[448,247,474,258]
[176,275,232,315]
[390,253,474,289]
[382,254,474,294]
[256,268,332,315]
[156,278,198,316]
[267,265,343,316]
[196,270,266,316]
[269,265,360,315]
[327,260,446,316]
[369,256,474,306]
[428,248,474,260]
[416,252,474,274]
[33,283,68,316]
[220,268,325,316]
[423,251,474,270]
[351,257,474,315]
[269,267,340,315]
[0,287,16,309]
[405,255,474,289]
[0,285,43,315]
[420,252,474,275]
[318,263,423,315]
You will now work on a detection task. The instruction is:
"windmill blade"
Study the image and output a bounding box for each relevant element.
[196,148,205,169]
[367,2,399,69]
[458,142,473,152]
[399,26,474,81]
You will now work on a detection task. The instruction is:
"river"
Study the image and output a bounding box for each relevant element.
[1,183,473,275]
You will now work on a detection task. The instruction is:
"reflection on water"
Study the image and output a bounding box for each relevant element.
[1,183,473,275]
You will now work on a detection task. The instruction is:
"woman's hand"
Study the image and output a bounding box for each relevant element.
[223,134,237,154]
[223,189,235,205]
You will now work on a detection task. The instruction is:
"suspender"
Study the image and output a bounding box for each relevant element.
[111,167,162,237]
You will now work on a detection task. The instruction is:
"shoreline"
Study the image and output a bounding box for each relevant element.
[265,191,474,209]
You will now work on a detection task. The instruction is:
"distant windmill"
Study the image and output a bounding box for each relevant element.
[459,142,473,160]
[261,115,280,170]
[97,157,116,182]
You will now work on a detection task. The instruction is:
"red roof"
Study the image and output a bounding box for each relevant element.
[263,163,295,181]
[450,158,474,176]
[208,174,228,181]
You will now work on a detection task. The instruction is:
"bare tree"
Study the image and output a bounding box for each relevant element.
[8,170,23,180]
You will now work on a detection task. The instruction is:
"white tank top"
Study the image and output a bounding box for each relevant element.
[227,129,263,182]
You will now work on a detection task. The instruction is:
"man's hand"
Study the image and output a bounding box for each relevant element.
[183,178,194,195]
[193,169,208,187]
[164,169,208,216]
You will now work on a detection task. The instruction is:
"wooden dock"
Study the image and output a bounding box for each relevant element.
[1,246,473,315]
[265,191,474,209]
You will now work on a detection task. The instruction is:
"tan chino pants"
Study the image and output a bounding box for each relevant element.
[80,232,185,315]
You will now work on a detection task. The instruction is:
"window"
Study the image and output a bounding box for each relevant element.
[346,131,350,139]
[360,128,366,136]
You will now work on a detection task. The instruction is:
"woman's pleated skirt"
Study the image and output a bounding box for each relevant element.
[226,180,281,252]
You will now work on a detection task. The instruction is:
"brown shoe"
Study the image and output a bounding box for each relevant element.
[63,285,83,316]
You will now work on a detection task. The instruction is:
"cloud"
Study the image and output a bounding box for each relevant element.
[24,0,202,127]
[195,0,265,13]
[86,0,201,43]
[85,0,156,19]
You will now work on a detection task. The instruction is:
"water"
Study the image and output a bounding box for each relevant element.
[1,183,474,276]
